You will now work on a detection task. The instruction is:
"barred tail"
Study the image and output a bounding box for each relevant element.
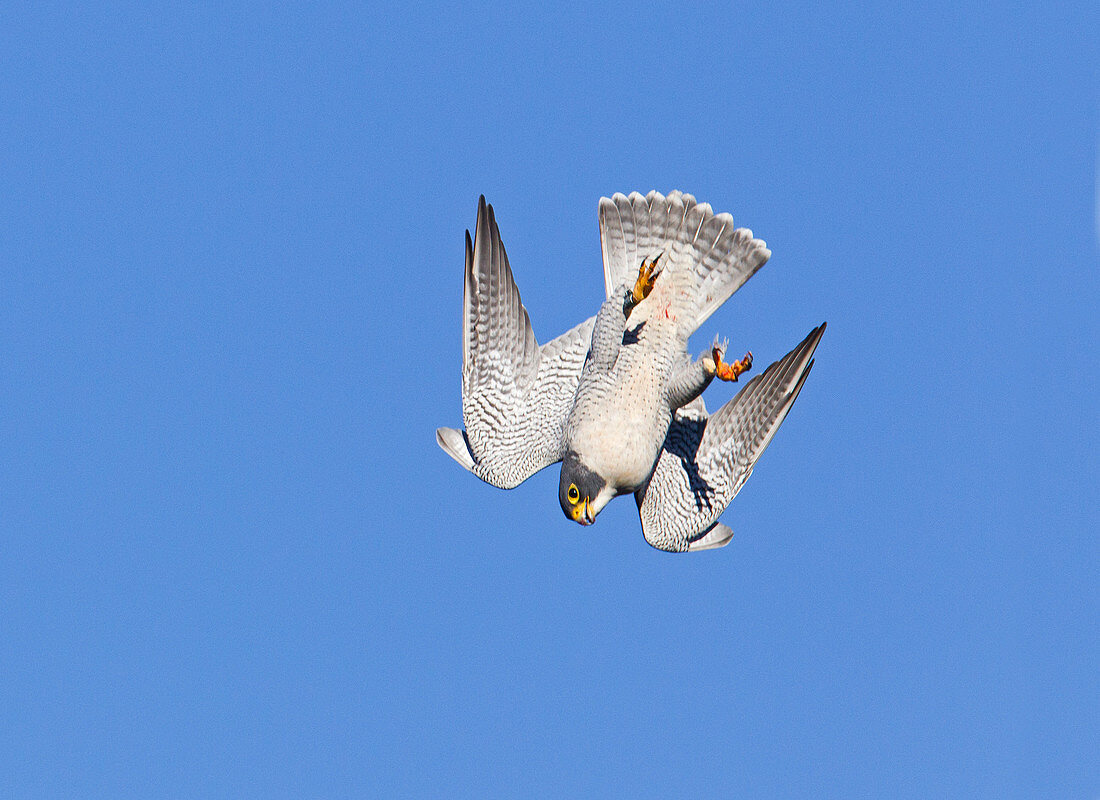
[598,190,770,337]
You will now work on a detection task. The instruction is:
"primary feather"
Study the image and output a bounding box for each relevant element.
[437,192,825,553]
[635,323,826,552]
[438,196,593,488]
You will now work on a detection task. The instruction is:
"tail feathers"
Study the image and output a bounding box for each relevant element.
[600,190,692,299]
[687,213,770,331]
[598,191,770,336]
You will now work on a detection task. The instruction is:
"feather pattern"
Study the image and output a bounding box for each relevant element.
[438,191,825,554]
[437,196,593,488]
[599,190,770,338]
[567,192,770,496]
[636,323,826,552]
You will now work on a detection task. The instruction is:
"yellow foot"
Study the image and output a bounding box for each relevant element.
[711,340,752,382]
[631,255,662,305]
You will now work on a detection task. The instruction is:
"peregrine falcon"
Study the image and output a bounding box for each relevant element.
[436,191,825,552]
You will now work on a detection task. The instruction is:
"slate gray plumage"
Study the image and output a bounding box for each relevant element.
[436,191,825,552]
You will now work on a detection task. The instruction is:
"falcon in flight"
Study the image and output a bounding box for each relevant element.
[436,191,825,552]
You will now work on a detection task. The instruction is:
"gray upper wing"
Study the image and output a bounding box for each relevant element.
[635,323,826,552]
[436,196,594,489]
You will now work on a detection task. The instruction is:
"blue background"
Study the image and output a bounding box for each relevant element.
[3,2,1097,797]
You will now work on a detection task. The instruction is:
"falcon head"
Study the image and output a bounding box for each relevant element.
[559,451,612,526]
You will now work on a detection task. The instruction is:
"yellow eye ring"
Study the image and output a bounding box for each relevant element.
[568,484,580,504]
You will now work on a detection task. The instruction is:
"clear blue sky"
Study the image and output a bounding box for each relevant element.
[2,2,1097,797]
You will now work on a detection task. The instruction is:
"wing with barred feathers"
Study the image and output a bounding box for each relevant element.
[636,324,826,552]
[436,196,594,489]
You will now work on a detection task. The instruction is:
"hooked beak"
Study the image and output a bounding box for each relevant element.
[571,496,594,526]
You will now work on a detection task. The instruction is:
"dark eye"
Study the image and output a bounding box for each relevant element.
[568,484,579,503]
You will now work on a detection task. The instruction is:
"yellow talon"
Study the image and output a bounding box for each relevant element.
[713,347,752,382]
[631,255,662,304]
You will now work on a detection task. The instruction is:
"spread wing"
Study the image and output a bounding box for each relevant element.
[635,323,826,552]
[436,196,594,489]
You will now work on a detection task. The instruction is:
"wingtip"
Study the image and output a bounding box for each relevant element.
[473,194,500,254]
[809,321,827,349]
[475,196,487,237]
[797,322,827,355]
